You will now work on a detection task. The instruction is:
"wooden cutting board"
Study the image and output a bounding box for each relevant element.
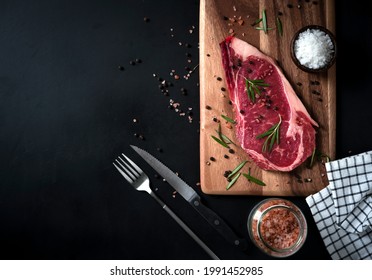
[199,0,336,196]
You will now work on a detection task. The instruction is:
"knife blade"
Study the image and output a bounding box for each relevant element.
[131,145,247,251]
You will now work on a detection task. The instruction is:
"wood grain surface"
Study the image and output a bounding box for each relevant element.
[199,0,336,196]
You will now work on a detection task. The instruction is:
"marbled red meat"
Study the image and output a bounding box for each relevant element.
[220,36,317,171]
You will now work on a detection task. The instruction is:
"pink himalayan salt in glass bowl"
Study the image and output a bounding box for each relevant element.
[248,198,307,258]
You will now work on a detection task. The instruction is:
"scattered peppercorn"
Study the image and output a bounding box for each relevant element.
[143,17,150,22]
[224,154,229,159]
[118,66,125,71]
[228,149,235,154]
[129,61,135,65]
[221,87,226,92]
[287,4,293,8]
[210,157,216,161]
[310,80,320,85]
[156,147,163,153]
[311,90,321,95]
[217,77,222,81]
[205,105,212,110]
[135,58,142,63]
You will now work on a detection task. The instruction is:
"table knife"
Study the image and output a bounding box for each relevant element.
[131,145,247,251]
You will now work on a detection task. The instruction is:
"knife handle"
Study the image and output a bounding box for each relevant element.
[149,191,220,260]
[191,196,248,251]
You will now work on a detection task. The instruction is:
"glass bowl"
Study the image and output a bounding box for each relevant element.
[290,25,336,73]
[247,198,307,258]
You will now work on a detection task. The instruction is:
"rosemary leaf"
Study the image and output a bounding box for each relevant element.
[218,123,231,144]
[256,126,274,139]
[321,154,331,163]
[276,17,283,36]
[242,173,266,186]
[228,160,248,179]
[308,148,317,168]
[262,9,268,34]
[221,114,236,124]
[226,173,241,190]
[220,133,235,146]
[269,130,277,151]
[251,18,263,26]
[254,27,274,31]
[211,135,229,148]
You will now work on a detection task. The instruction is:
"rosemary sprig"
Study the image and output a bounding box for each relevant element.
[221,114,236,124]
[252,9,269,33]
[242,168,266,186]
[226,161,247,190]
[211,123,235,148]
[276,17,283,36]
[245,78,269,103]
[256,115,282,153]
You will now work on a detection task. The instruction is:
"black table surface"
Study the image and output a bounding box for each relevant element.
[1,0,371,260]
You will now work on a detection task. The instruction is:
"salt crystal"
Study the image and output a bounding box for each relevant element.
[294,28,334,69]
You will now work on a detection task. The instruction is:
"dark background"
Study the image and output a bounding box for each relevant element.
[0,0,371,260]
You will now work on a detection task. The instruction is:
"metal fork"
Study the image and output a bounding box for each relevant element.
[113,153,220,260]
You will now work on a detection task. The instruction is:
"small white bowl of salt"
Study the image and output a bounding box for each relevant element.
[291,25,336,73]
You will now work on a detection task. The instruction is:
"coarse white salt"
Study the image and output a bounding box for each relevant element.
[294,28,334,69]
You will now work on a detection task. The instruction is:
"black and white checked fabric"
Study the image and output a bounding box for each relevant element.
[306,152,372,260]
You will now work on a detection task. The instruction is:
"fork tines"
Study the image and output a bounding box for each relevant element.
[113,154,141,183]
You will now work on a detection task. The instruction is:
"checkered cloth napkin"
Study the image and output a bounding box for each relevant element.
[306,151,372,260]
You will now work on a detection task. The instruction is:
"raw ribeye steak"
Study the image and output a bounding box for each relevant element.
[220,36,317,171]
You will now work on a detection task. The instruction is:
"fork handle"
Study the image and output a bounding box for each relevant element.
[150,192,220,260]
